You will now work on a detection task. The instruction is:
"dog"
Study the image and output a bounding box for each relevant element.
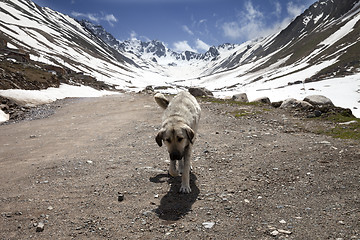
[155,91,201,193]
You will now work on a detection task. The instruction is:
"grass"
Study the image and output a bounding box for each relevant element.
[314,113,360,141]
[199,96,271,118]
[199,97,261,107]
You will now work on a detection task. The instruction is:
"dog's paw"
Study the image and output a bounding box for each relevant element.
[179,185,191,194]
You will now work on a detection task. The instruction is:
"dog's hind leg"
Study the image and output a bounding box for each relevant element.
[179,147,191,193]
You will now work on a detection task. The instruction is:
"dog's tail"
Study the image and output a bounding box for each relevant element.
[154,93,169,109]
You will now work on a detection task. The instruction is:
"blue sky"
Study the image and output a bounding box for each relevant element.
[32,0,317,53]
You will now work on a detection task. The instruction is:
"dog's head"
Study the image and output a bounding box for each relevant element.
[155,124,195,160]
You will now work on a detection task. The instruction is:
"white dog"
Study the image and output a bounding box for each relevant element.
[155,91,201,193]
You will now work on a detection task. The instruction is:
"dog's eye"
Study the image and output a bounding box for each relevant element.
[166,138,171,143]
[177,137,183,142]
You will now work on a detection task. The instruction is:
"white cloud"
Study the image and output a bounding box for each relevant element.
[199,19,207,24]
[72,11,99,22]
[222,22,242,39]
[182,25,194,35]
[104,14,118,26]
[173,41,197,53]
[130,30,137,40]
[287,2,306,18]
[71,11,118,26]
[221,1,266,41]
[273,1,282,17]
[220,0,305,42]
[243,0,263,21]
[195,39,210,51]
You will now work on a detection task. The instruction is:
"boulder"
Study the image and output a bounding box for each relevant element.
[188,87,213,97]
[271,101,283,108]
[280,98,313,110]
[252,97,271,104]
[303,95,334,106]
[140,85,154,94]
[231,93,248,103]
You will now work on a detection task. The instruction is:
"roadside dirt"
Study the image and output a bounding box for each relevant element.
[0,93,359,239]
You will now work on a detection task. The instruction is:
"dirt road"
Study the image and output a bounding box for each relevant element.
[0,93,359,239]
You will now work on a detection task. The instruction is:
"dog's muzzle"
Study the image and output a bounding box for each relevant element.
[170,150,182,161]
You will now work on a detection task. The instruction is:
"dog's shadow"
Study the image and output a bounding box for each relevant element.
[149,173,199,221]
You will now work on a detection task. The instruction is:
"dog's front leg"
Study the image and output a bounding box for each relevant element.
[179,147,191,193]
[169,160,179,177]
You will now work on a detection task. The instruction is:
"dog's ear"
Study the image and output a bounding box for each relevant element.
[155,129,165,147]
[183,126,195,144]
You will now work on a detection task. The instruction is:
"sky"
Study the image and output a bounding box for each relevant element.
[32,0,317,53]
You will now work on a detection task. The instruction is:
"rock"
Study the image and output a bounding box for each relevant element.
[140,85,154,94]
[278,229,292,235]
[252,97,271,104]
[338,120,357,125]
[36,222,44,232]
[202,222,215,229]
[270,230,279,236]
[118,193,124,202]
[271,101,283,108]
[280,98,313,110]
[231,93,248,103]
[303,95,334,106]
[142,210,153,216]
[188,87,213,97]
[314,110,322,117]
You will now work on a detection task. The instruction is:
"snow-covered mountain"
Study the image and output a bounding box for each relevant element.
[79,20,232,66]
[0,0,169,91]
[0,0,359,116]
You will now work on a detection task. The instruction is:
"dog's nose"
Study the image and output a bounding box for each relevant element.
[170,151,182,160]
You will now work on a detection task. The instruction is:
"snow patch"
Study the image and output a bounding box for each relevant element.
[313,13,324,24]
[0,84,120,107]
[0,110,9,123]
[303,15,313,26]
[212,74,360,118]
[320,13,360,46]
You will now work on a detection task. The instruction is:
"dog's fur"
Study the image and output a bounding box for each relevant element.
[155,91,201,193]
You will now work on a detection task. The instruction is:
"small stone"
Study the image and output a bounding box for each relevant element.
[338,220,345,225]
[142,210,152,216]
[314,110,322,117]
[30,135,36,139]
[86,160,93,164]
[47,206,53,211]
[278,229,292,235]
[244,199,250,203]
[118,193,124,202]
[279,219,286,224]
[36,222,45,232]
[270,230,279,236]
[202,222,215,229]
